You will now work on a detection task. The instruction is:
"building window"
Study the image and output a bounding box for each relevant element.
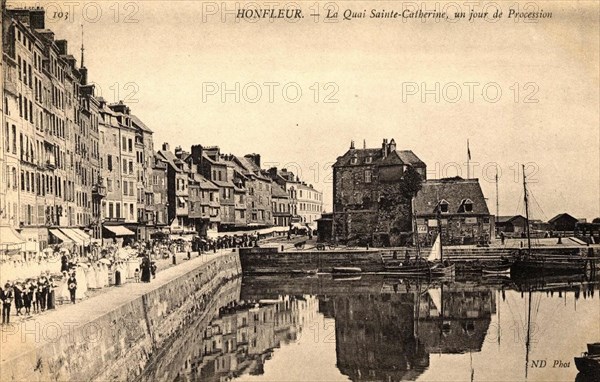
[459,198,474,213]
[364,170,372,183]
[365,156,372,163]
[438,200,449,213]
[350,157,358,165]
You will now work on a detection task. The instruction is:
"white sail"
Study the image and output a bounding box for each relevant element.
[428,288,442,316]
[428,234,442,262]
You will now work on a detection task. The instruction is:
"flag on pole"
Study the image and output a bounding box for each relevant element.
[467,139,471,160]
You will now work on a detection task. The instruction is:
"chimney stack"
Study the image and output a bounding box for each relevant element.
[388,138,397,152]
[350,140,355,149]
[245,153,261,168]
[30,9,45,29]
[382,139,388,158]
[162,142,170,151]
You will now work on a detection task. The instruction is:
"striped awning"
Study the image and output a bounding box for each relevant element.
[104,225,135,237]
[59,228,86,246]
[50,229,73,244]
[0,226,25,250]
[69,228,91,246]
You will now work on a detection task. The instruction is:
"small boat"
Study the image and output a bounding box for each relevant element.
[289,269,318,275]
[588,343,600,355]
[383,235,455,278]
[511,255,587,276]
[332,267,362,274]
[481,260,513,275]
[430,263,455,277]
[512,168,587,276]
[332,275,362,281]
[575,353,600,375]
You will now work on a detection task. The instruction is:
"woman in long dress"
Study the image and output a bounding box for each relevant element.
[59,271,70,304]
[86,263,97,289]
[94,263,102,289]
[116,261,127,285]
[75,266,88,300]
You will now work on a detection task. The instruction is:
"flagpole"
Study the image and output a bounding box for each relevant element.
[467,139,470,179]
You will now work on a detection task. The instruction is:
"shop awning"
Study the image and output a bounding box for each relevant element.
[60,228,86,246]
[0,225,25,247]
[69,228,91,246]
[50,229,73,244]
[104,225,135,237]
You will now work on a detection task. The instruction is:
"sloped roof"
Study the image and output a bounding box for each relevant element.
[334,148,425,168]
[414,177,490,215]
[191,173,219,190]
[212,179,235,188]
[157,150,181,172]
[548,213,578,224]
[271,183,289,198]
[236,155,260,173]
[234,156,271,181]
[496,215,526,223]
[130,114,153,133]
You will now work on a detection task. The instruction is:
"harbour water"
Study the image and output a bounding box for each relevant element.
[140,274,600,381]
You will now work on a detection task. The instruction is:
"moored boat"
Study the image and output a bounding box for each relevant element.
[481,260,513,275]
[588,343,600,355]
[382,235,454,278]
[332,267,362,274]
[511,165,587,277]
[575,353,600,375]
[511,254,587,276]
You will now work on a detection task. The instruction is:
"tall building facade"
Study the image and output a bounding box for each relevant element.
[1,8,102,251]
[332,138,427,245]
[295,182,323,225]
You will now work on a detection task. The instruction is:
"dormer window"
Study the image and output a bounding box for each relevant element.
[350,154,358,165]
[459,198,473,213]
[438,200,449,213]
[365,156,372,164]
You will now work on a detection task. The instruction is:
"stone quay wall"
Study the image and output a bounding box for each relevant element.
[0,252,242,382]
[239,246,600,274]
[240,248,385,274]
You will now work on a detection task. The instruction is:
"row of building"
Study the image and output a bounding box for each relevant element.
[0,7,322,253]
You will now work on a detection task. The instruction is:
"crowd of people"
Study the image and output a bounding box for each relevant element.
[0,238,178,325]
[0,231,294,326]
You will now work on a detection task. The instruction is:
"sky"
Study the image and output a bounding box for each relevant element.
[11,0,599,220]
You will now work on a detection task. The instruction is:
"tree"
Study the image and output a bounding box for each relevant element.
[377,167,423,245]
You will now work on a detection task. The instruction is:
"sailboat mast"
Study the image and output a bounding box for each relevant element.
[412,197,421,257]
[437,202,444,261]
[525,288,533,378]
[522,165,532,254]
[495,170,499,218]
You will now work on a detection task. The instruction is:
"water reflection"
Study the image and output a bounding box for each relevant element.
[144,275,599,382]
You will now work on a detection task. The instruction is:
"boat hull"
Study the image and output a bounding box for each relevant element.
[588,343,600,355]
[511,258,587,277]
[331,267,362,274]
[575,355,600,375]
[384,262,455,278]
